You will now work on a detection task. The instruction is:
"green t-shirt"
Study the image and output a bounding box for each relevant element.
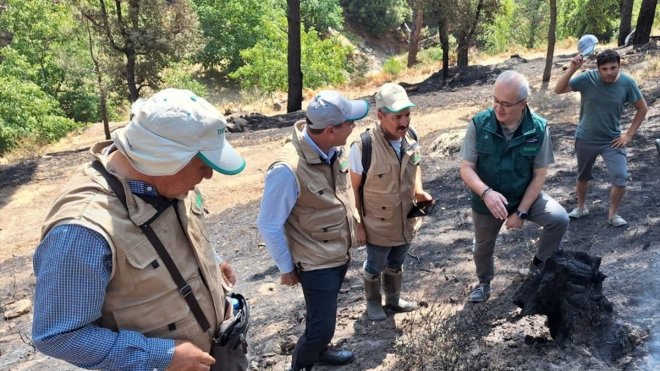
[569,70,643,144]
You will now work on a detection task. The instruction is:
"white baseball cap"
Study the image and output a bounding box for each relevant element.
[375,83,416,113]
[306,91,369,129]
[113,88,246,176]
[578,34,598,57]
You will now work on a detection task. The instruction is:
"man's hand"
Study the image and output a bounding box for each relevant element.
[505,214,524,230]
[219,261,236,288]
[166,341,215,371]
[356,223,367,246]
[483,190,509,220]
[569,54,585,70]
[414,190,433,203]
[611,133,632,148]
[280,271,299,286]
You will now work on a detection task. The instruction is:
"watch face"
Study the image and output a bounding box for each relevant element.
[517,211,528,219]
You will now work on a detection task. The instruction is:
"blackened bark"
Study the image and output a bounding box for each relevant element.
[287,0,303,113]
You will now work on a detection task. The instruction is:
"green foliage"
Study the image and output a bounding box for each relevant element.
[0,0,102,122]
[229,16,352,94]
[482,0,515,53]
[383,57,404,77]
[557,0,619,41]
[160,62,208,97]
[0,71,78,154]
[417,46,444,65]
[481,0,550,53]
[343,0,411,34]
[192,0,279,72]
[301,0,344,32]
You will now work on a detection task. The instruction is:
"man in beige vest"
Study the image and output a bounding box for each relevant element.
[257,91,368,370]
[349,83,432,320]
[32,89,246,370]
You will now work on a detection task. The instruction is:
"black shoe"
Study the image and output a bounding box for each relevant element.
[316,348,354,365]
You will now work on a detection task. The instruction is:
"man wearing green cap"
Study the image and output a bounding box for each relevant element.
[349,82,432,320]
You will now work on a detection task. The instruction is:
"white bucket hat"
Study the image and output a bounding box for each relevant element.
[578,34,599,57]
[375,83,416,113]
[306,91,369,129]
[113,88,246,176]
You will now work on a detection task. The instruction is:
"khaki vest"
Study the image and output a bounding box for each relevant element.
[356,124,422,246]
[270,121,357,271]
[40,142,226,351]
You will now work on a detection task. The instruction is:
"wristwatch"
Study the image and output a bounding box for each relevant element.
[516,210,528,219]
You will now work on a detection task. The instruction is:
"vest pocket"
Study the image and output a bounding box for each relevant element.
[112,275,206,333]
[310,224,342,242]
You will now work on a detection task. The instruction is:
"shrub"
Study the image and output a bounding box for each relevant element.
[229,16,352,94]
[0,74,78,154]
[343,0,411,35]
[160,61,209,97]
[383,57,404,78]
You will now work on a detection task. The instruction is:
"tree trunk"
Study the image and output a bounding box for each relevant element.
[439,19,450,81]
[618,0,634,46]
[125,51,139,102]
[526,0,542,49]
[542,0,557,83]
[456,0,484,69]
[407,1,424,68]
[631,0,658,45]
[287,0,303,113]
[86,20,111,139]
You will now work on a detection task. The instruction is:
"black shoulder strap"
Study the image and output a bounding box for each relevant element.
[408,126,418,142]
[359,130,372,216]
[91,161,211,333]
[360,130,372,177]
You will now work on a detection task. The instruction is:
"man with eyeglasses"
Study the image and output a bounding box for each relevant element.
[459,71,569,303]
[257,91,368,370]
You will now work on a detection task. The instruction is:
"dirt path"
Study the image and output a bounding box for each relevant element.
[1,47,659,370]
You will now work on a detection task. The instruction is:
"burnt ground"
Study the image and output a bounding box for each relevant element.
[0,45,659,370]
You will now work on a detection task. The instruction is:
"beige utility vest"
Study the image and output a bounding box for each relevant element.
[270,121,357,271]
[40,142,226,351]
[357,125,422,246]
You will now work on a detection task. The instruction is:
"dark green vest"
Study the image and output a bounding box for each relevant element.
[471,107,546,215]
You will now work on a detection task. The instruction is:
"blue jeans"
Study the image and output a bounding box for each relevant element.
[363,242,411,275]
[291,263,349,369]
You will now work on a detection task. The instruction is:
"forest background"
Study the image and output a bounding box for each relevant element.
[0,0,658,156]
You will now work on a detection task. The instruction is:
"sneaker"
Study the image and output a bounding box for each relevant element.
[609,214,627,228]
[568,208,589,219]
[468,283,491,303]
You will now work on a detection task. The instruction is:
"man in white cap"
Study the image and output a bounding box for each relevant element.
[32,88,247,370]
[257,90,368,370]
[349,82,432,320]
[555,49,647,227]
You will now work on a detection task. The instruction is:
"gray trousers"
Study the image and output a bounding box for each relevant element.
[472,192,569,283]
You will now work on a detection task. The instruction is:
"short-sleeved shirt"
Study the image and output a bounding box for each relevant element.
[459,119,554,169]
[569,70,643,144]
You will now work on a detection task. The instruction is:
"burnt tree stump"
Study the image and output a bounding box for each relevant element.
[513,250,640,361]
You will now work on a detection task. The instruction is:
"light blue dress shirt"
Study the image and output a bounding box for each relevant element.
[257,126,339,273]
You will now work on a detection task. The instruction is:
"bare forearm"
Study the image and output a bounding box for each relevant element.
[459,162,488,196]
[554,67,577,94]
[626,105,648,137]
[517,172,546,212]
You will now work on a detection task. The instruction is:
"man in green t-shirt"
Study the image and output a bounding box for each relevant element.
[555,49,648,227]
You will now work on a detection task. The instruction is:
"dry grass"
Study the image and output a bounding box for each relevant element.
[395,301,481,370]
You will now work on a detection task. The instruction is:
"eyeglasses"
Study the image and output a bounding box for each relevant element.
[493,97,526,108]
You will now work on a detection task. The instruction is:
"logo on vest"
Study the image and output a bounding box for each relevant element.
[195,193,204,209]
[520,143,539,156]
[339,159,349,171]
